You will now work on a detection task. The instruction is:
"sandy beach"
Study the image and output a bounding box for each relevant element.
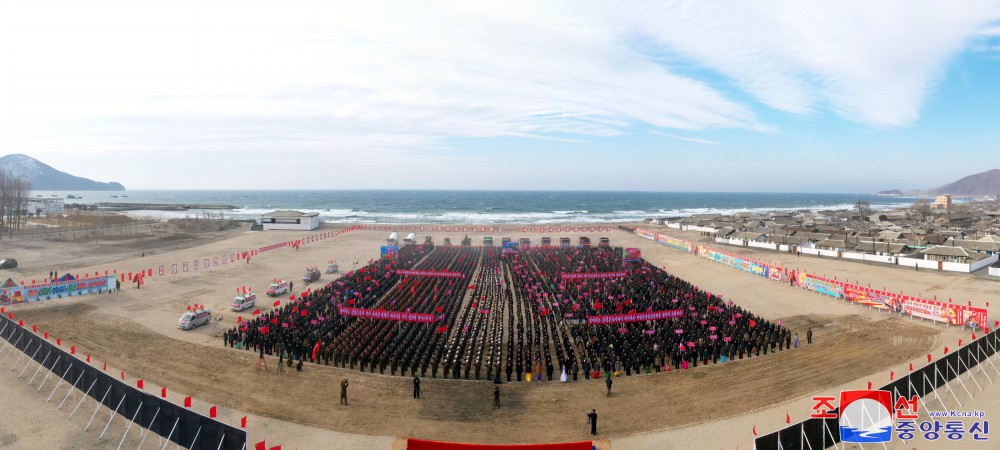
[1,222,997,449]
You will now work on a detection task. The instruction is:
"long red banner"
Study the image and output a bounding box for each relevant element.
[395,269,464,279]
[336,305,437,323]
[587,309,683,325]
[562,271,627,281]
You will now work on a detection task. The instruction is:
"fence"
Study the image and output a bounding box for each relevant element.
[754,329,1000,449]
[0,313,247,449]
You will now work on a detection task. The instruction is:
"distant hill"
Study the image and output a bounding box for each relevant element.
[927,169,1000,197]
[0,154,125,191]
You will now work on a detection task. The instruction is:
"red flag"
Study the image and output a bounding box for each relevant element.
[237,316,243,324]
[255,442,266,450]
[347,298,355,305]
[943,346,949,354]
[71,346,75,354]
[184,396,192,408]
[753,424,757,436]
[18,320,23,326]
[252,308,261,316]
[927,354,932,362]
[973,333,977,340]
[161,386,167,398]
[785,412,791,424]
[300,309,308,317]
[749,319,757,328]
[867,381,871,390]
[210,405,217,418]
[32,325,37,332]
[271,318,278,325]
[121,371,125,380]
[137,379,144,389]
[270,446,281,450]
[103,361,107,371]
[273,300,280,307]
[241,416,247,428]
[890,371,895,380]
[959,339,963,346]
[44,332,48,339]
[909,362,913,371]
[435,306,443,313]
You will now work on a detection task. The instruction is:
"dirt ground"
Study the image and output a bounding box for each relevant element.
[1,223,996,449]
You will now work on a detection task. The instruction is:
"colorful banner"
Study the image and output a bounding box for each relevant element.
[562,271,628,280]
[1,275,118,305]
[623,248,642,262]
[703,247,771,279]
[635,228,656,240]
[587,309,684,325]
[337,305,436,323]
[502,241,519,255]
[380,245,398,260]
[656,233,693,252]
[395,269,464,279]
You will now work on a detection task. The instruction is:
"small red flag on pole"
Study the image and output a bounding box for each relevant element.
[867,381,872,390]
[241,416,247,428]
[890,371,894,380]
[184,396,192,408]
[120,371,125,380]
[255,442,266,450]
[70,346,75,354]
[927,354,932,362]
[103,361,107,371]
[161,387,167,398]
[909,362,913,371]
[785,412,791,424]
[210,405,217,418]
[753,423,757,436]
[137,379,144,389]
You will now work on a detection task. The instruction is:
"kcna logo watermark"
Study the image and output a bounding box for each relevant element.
[811,390,989,443]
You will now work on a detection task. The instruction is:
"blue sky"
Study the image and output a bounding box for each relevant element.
[2,1,1000,192]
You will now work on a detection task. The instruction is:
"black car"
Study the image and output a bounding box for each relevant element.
[0,258,16,269]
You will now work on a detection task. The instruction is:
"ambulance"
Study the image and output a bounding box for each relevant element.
[178,308,212,330]
[230,292,256,311]
[267,280,290,297]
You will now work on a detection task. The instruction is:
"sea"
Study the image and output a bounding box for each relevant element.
[31,190,922,224]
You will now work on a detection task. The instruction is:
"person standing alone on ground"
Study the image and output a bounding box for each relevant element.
[587,409,598,435]
[413,375,421,399]
[605,374,613,396]
[493,386,500,408]
[807,327,813,345]
[340,378,349,405]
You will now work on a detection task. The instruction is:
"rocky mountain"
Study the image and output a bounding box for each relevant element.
[0,154,125,191]
[927,169,1000,197]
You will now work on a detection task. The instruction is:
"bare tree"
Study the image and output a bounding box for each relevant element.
[0,169,31,239]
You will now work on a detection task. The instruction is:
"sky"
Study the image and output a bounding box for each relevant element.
[2,1,1000,192]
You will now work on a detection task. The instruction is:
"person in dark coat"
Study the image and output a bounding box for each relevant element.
[494,386,501,408]
[413,376,421,399]
[605,374,613,396]
[340,378,349,405]
[587,409,598,435]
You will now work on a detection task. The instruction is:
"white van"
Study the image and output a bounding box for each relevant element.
[230,293,256,311]
[267,280,289,297]
[178,308,212,330]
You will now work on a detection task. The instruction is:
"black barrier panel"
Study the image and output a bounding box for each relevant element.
[757,329,1000,450]
[0,315,246,450]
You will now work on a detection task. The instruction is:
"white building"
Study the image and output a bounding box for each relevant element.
[260,210,320,231]
[26,198,64,216]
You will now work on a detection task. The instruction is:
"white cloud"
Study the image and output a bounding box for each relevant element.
[649,131,718,145]
[615,1,1000,127]
[1,1,998,188]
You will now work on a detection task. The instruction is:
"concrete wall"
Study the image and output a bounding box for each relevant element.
[971,254,999,272]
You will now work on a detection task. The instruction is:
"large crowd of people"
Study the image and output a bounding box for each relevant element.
[222,241,793,382]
